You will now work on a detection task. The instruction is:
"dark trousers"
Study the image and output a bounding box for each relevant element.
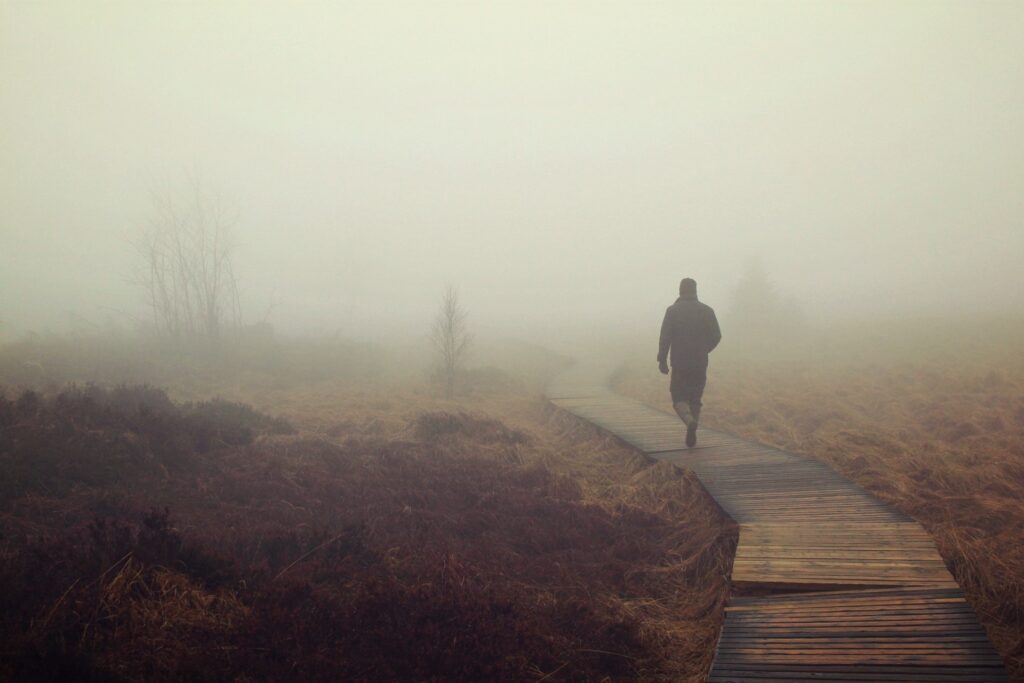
[670,365,707,424]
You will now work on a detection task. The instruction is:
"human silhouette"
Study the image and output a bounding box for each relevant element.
[657,278,721,447]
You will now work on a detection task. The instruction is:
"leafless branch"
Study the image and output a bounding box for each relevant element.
[131,179,242,340]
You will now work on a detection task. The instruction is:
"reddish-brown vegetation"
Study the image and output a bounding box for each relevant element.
[0,376,734,682]
[616,320,1024,680]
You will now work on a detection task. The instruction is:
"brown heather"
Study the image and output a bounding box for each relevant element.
[0,358,734,682]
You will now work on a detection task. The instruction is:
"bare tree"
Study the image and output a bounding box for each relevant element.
[430,284,471,399]
[132,178,242,340]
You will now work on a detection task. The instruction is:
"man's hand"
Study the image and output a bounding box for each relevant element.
[658,360,669,375]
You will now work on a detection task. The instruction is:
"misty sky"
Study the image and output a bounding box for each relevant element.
[2,1,1022,338]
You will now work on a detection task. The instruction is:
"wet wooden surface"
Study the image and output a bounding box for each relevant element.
[546,362,1007,681]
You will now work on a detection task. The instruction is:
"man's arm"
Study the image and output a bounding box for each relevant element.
[706,308,722,353]
[657,308,672,373]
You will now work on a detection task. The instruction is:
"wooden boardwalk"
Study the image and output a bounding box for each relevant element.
[547,362,1008,682]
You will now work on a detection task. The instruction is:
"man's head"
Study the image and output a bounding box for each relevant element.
[679,278,697,297]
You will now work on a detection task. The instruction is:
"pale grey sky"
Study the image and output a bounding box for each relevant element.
[2,1,1022,337]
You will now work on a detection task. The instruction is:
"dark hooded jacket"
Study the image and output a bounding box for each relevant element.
[657,294,721,371]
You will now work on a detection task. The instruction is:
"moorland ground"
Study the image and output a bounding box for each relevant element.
[0,335,734,682]
[2,318,1021,681]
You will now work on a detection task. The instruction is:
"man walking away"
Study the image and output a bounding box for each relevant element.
[658,278,721,448]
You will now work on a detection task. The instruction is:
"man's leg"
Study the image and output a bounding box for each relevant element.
[689,390,704,426]
[672,366,709,448]
[684,406,698,447]
[670,368,696,428]
[673,400,695,428]
[685,377,707,448]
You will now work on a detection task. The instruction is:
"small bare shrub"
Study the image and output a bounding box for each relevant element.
[429,284,471,399]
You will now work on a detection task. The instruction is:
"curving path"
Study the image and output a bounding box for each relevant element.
[547,362,1008,682]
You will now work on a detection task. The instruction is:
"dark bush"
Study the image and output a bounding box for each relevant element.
[0,385,294,505]
[182,398,295,452]
[415,411,529,444]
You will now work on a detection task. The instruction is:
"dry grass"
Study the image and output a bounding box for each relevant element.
[615,318,1024,680]
[0,337,734,682]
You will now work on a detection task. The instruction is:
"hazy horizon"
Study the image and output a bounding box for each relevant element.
[3,2,1022,340]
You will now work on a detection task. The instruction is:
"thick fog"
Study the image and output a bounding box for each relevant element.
[2,2,1022,341]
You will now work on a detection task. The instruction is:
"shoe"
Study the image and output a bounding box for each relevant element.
[686,424,697,448]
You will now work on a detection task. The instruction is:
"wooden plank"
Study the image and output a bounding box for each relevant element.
[711,589,1005,678]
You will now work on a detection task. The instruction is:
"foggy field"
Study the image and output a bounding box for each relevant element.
[3,1,1023,681]
[2,318,1022,680]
